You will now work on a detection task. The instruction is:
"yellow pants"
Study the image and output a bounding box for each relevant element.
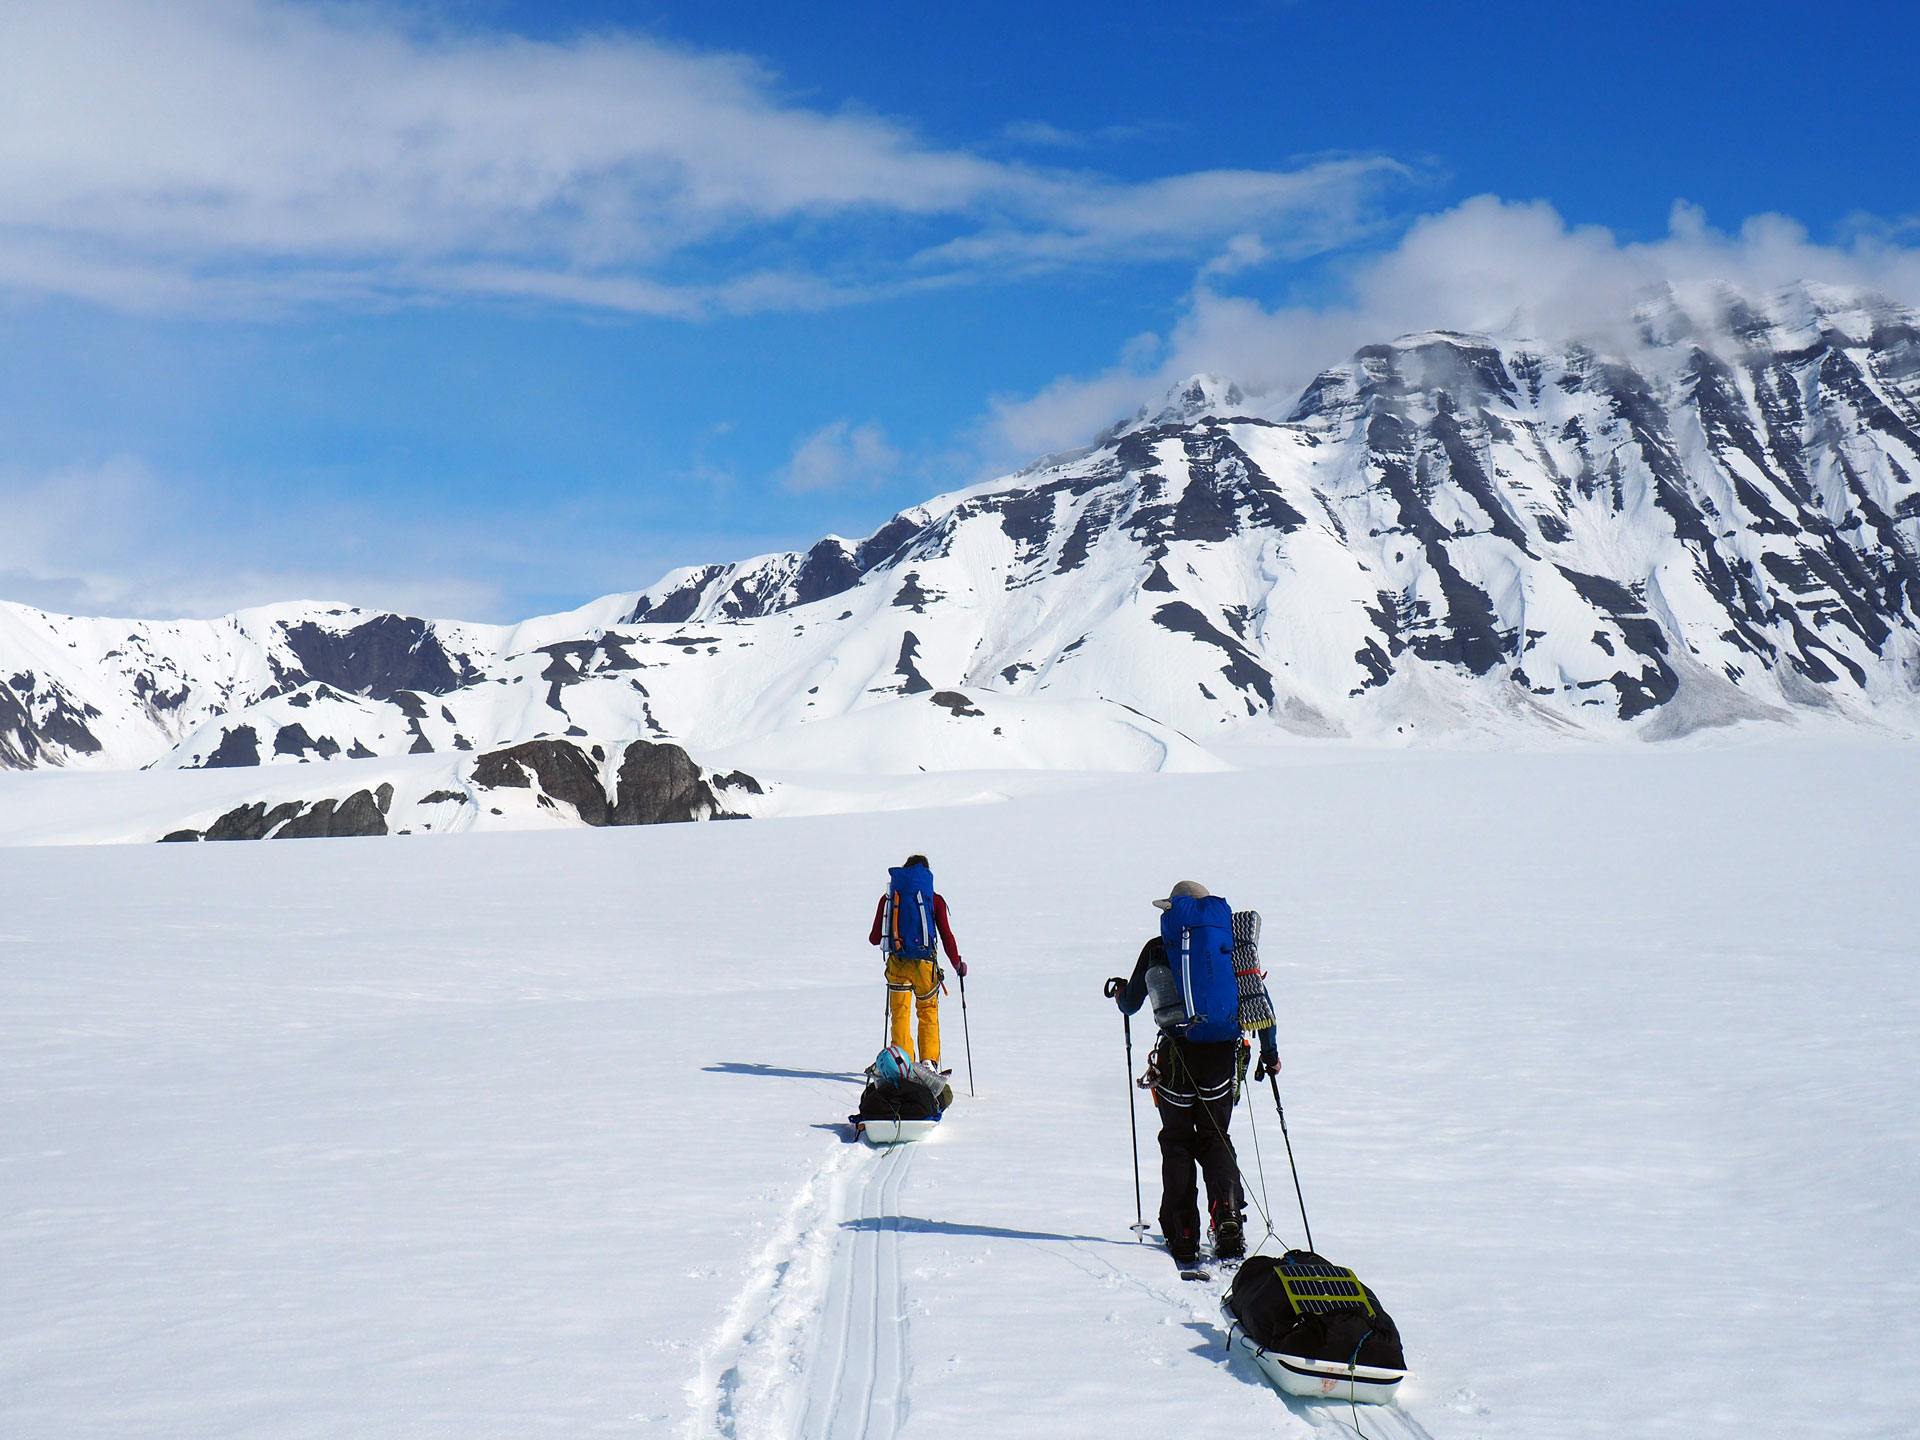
[886,957,942,1067]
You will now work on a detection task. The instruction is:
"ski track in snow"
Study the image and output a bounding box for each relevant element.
[800,1141,913,1440]
[1295,1404,1438,1440]
[686,1135,915,1440]
[683,1139,856,1440]
[1285,1387,1438,1440]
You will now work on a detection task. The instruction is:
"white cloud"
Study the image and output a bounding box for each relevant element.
[915,160,1407,273]
[999,120,1085,149]
[0,456,508,619]
[0,0,1408,317]
[998,118,1172,150]
[779,421,900,495]
[984,371,1161,463]
[981,194,1920,461]
[1199,232,1272,281]
[0,444,822,619]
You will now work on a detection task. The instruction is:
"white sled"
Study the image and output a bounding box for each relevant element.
[1223,1304,1407,1405]
[854,1117,940,1146]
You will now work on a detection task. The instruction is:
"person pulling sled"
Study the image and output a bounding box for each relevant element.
[1107,879,1278,1270]
[869,854,965,1069]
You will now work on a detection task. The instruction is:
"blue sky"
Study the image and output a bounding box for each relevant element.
[2,0,1917,621]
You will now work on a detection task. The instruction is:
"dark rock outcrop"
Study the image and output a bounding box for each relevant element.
[891,632,933,695]
[155,737,752,844]
[471,739,610,824]
[929,690,985,718]
[611,739,726,824]
[160,789,388,841]
[712,768,765,796]
[196,725,262,769]
[280,616,472,700]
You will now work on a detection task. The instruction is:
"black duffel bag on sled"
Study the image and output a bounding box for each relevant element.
[852,1079,942,1122]
[849,1045,952,1146]
[1221,1250,1408,1404]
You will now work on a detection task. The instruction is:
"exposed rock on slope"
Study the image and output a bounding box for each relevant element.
[161,788,391,842]
[154,739,753,841]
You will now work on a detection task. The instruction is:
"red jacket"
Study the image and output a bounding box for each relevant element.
[870,892,961,962]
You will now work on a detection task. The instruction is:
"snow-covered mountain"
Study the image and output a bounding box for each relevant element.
[7,279,1920,779]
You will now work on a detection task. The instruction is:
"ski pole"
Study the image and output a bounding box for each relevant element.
[1268,1072,1314,1252]
[1104,978,1148,1238]
[957,970,976,1097]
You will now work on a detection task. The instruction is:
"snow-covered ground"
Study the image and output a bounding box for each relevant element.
[3,742,1916,1439]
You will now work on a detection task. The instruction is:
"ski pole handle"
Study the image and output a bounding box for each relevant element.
[1102,976,1124,998]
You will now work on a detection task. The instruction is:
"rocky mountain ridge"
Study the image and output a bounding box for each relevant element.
[6,279,1919,778]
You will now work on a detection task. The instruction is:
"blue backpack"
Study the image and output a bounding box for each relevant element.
[1160,894,1239,1042]
[885,864,937,960]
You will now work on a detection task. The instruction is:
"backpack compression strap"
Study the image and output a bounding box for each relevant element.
[1179,924,1197,1024]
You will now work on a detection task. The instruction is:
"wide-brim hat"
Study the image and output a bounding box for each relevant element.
[1152,880,1210,910]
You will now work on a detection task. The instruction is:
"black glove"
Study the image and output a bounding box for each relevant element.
[1254,1048,1281,1081]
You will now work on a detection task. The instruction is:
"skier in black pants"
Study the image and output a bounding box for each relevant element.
[1109,880,1280,1267]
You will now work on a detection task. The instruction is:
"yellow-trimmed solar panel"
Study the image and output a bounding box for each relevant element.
[1278,1260,1375,1317]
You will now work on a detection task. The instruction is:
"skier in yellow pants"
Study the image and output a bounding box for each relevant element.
[868,853,966,1068]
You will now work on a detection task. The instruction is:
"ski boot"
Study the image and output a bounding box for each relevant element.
[1211,1209,1246,1261]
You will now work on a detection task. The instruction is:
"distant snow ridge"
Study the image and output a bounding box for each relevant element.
[6,279,1920,779]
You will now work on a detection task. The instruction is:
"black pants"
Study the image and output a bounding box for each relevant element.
[1153,1034,1241,1253]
